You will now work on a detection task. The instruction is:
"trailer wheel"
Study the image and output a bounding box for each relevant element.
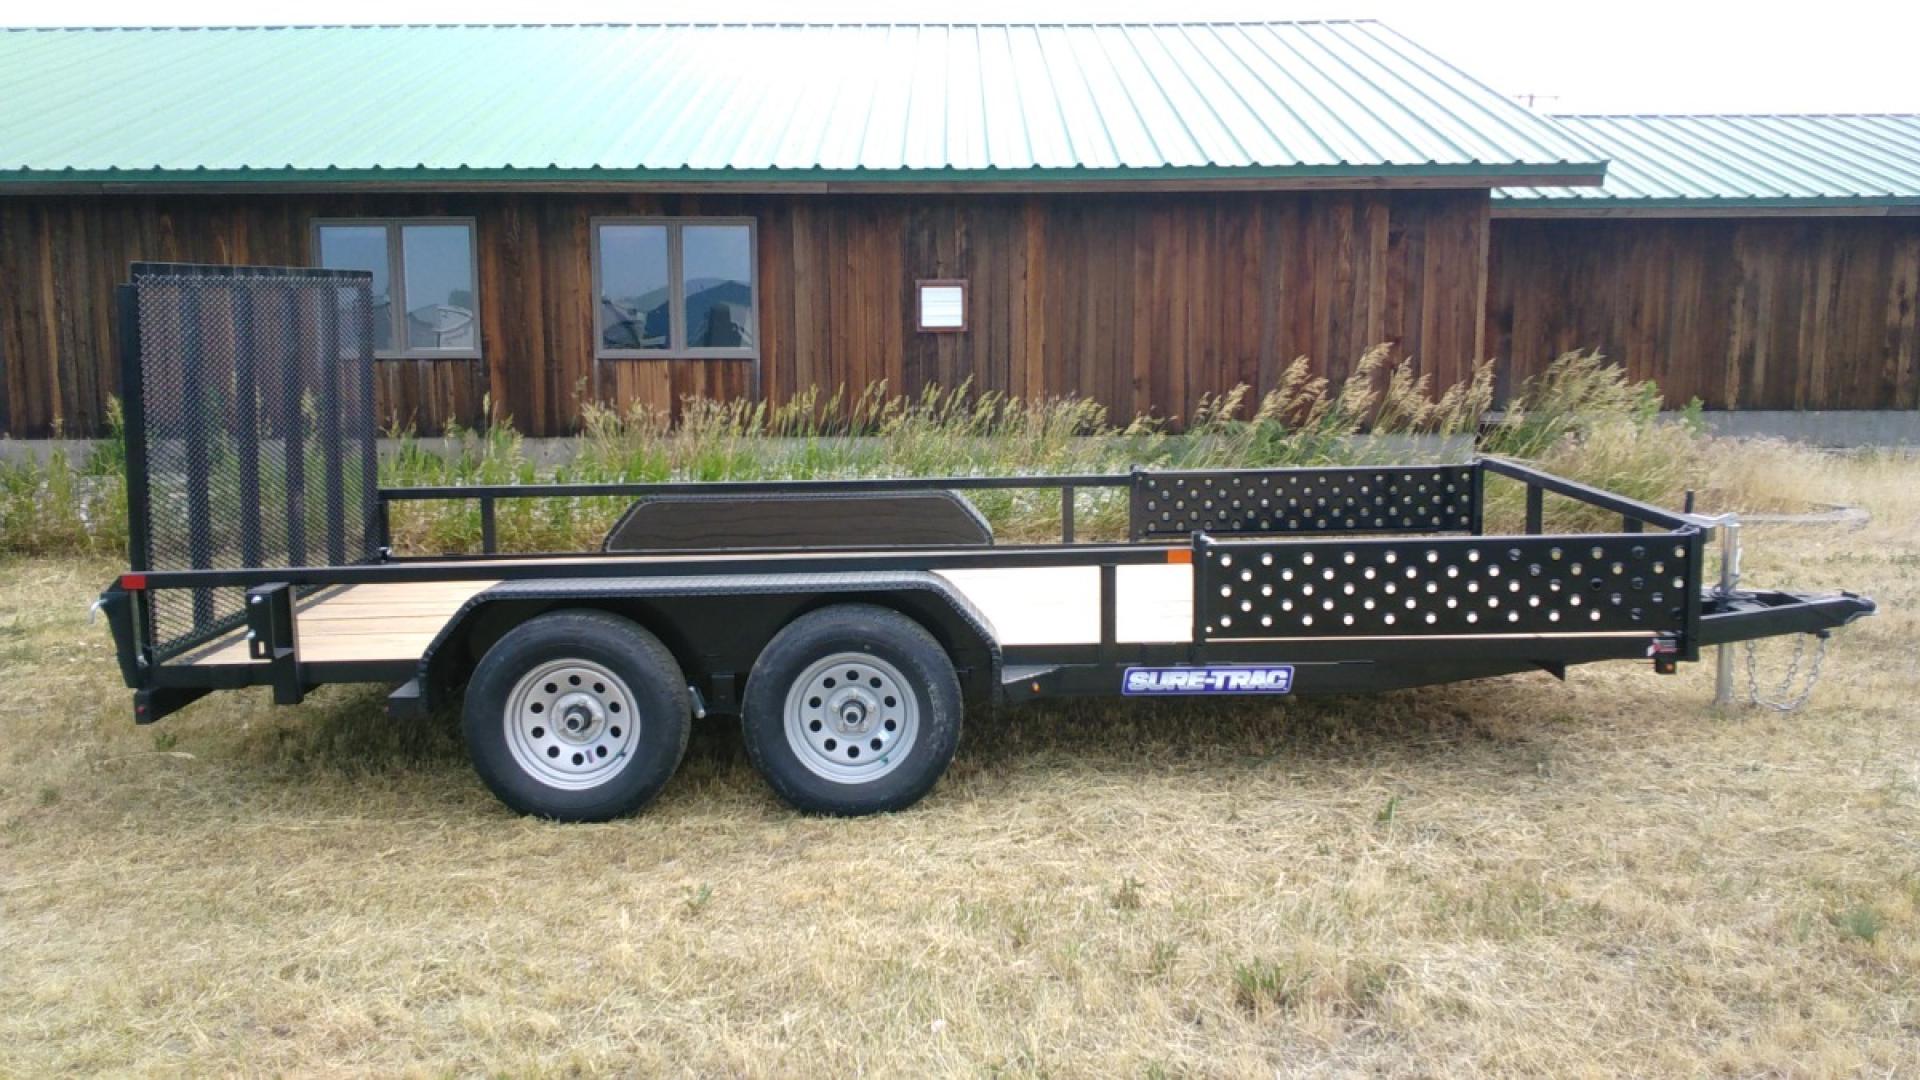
[462,610,690,822]
[742,604,962,816]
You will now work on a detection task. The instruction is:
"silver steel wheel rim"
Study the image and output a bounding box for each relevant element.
[505,658,640,790]
[783,651,920,784]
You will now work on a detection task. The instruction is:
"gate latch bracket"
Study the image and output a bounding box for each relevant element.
[247,583,305,704]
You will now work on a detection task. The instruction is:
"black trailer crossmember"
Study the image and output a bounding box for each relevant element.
[96,263,1877,819]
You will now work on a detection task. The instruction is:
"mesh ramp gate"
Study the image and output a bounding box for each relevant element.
[121,263,380,659]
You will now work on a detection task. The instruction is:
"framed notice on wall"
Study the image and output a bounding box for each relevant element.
[917,279,968,332]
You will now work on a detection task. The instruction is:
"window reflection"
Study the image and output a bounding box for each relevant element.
[316,225,393,353]
[401,225,476,350]
[683,225,753,349]
[595,220,755,355]
[315,220,478,356]
[597,225,671,351]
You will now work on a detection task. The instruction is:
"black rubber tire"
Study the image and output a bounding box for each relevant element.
[741,604,963,816]
[462,610,690,822]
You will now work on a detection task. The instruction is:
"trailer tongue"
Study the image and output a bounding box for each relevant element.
[96,263,1875,820]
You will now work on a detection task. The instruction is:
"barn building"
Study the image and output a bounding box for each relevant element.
[1492,114,1920,414]
[0,23,1913,438]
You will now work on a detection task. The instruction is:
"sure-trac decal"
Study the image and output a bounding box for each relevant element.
[1122,666,1294,695]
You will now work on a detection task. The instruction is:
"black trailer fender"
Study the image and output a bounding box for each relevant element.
[415,572,1002,715]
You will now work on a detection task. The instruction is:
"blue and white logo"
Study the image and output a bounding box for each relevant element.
[1122,666,1294,696]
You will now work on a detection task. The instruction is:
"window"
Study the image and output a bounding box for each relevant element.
[314,219,479,358]
[594,218,756,358]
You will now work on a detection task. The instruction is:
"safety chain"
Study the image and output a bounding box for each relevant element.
[1742,632,1830,712]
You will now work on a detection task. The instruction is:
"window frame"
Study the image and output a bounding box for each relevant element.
[311,217,482,360]
[592,216,759,361]
[916,278,970,333]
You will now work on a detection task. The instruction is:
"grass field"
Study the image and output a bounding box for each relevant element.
[1,450,1916,1075]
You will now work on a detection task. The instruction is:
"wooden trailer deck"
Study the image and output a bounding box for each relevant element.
[182,559,1198,666]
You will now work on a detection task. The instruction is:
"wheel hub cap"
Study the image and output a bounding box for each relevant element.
[553,693,605,742]
[832,691,876,734]
[783,651,920,784]
[504,659,640,790]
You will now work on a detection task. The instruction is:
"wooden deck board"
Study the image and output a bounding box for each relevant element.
[185,581,497,666]
[180,563,1197,666]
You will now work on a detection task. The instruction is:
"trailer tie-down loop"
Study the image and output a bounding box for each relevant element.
[1742,631,1829,713]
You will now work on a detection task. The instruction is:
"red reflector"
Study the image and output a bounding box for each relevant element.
[1166,549,1193,565]
[119,573,148,591]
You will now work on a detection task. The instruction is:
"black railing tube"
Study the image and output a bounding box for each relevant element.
[353,284,379,563]
[182,284,214,630]
[380,473,1130,501]
[1098,562,1116,654]
[282,285,307,567]
[234,286,263,568]
[133,542,1186,591]
[319,301,346,565]
[116,283,156,662]
[1481,455,1695,531]
[117,284,152,574]
[1467,461,1487,536]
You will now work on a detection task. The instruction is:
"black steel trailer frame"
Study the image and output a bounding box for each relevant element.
[96,263,1875,817]
[100,455,1872,709]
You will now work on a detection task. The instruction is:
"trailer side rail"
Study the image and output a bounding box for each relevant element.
[1190,527,1704,661]
[377,462,1491,555]
[1480,455,1705,534]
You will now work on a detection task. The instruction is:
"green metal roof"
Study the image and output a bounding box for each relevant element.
[1499,114,1920,210]
[0,21,1604,188]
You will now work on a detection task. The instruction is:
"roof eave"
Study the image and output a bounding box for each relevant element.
[1493,195,1920,219]
[0,162,1609,196]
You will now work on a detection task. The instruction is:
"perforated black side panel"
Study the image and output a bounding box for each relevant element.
[1198,533,1698,641]
[1131,466,1475,540]
[125,264,378,659]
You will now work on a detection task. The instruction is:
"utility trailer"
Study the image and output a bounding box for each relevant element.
[96,264,1876,820]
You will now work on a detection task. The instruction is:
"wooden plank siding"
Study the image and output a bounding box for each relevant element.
[1,189,1490,437]
[1486,217,1920,410]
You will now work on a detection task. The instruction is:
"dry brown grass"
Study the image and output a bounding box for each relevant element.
[1,452,1916,1076]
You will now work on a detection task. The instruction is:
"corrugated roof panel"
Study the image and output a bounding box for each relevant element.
[1149,28,1274,162]
[1500,114,1920,205]
[1123,26,1256,167]
[975,26,1037,171]
[1081,26,1189,168]
[1242,26,1406,163]
[1005,28,1074,170]
[904,26,945,168]
[1205,27,1351,165]
[1100,26,1211,167]
[1024,27,1111,170]
[0,21,1603,184]
[1337,22,1546,164]
[1182,25,1337,167]
[1285,24,1461,162]
[945,27,991,172]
